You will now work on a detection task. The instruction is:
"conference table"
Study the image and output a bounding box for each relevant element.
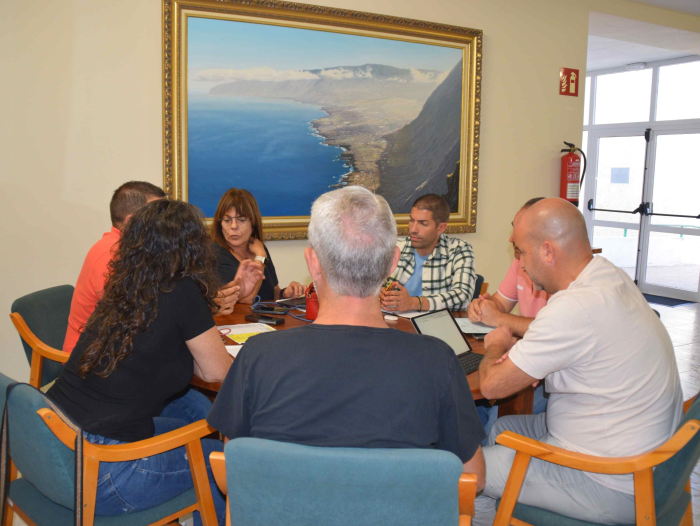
[191,303,535,417]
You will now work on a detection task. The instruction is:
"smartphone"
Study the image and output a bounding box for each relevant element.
[251,305,288,314]
[245,314,285,326]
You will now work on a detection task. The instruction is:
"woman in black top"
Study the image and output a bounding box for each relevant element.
[211,188,304,302]
[49,200,229,525]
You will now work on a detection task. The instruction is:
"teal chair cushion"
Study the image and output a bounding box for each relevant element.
[225,437,464,526]
[10,479,197,526]
[11,285,74,386]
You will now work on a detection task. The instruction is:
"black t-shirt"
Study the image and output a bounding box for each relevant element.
[211,243,279,301]
[48,278,215,442]
[207,324,485,463]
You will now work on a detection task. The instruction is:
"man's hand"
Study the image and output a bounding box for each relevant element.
[467,297,484,322]
[283,281,305,298]
[485,326,517,356]
[380,283,418,312]
[478,298,504,327]
[214,281,240,315]
[235,259,265,299]
[494,350,540,389]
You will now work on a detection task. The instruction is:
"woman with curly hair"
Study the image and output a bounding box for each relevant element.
[211,188,305,302]
[49,199,230,525]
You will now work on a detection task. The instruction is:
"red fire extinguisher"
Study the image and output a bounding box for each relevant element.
[560,141,587,207]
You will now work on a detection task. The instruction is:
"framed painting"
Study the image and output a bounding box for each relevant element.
[163,0,482,239]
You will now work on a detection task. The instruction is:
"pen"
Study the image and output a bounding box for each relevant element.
[385,280,396,291]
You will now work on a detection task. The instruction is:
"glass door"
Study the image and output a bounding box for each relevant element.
[637,132,700,301]
[586,133,648,281]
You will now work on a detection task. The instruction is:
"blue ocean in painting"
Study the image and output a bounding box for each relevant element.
[187,94,351,217]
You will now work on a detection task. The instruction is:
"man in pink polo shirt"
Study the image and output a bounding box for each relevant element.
[468,197,549,432]
[63,182,167,353]
[468,197,550,336]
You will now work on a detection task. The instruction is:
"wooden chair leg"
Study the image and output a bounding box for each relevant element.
[633,468,656,526]
[680,480,693,526]
[2,460,17,526]
[186,440,218,526]
[28,352,43,389]
[493,451,532,526]
[82,456,100,526]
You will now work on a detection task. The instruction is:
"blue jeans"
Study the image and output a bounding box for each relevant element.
[84,389,225,526]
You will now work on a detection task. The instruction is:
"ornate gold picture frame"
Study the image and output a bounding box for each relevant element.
[163,0,482,240]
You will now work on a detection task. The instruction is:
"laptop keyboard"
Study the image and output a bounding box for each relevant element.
[459,353,484,375]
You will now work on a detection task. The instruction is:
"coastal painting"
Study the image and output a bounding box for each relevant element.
[164,0,483,238]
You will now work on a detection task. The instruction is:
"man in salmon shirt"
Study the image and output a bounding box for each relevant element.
[468,197,549,336]
[63,182,166,353]
[467,197,549,434]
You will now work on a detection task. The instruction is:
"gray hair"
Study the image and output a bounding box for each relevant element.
[308,187,397,298]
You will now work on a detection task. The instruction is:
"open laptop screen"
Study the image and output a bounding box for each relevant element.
[412,309,472,357]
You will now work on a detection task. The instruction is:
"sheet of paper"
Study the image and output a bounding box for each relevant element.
[381,309,423,319]
[225,345,243,358]
[218,323,275,345]
[455,318,496,334]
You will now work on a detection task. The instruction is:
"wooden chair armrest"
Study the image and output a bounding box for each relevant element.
[459,472,477,518]
[9,313,69,363]
[210,451,227,494]
[38,408,216,461]
[496,420,700,474]
[684,396,696,414]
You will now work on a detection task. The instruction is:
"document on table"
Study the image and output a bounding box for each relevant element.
[381,309,423,319]
[218,323,276,357]
[455,318,496,335]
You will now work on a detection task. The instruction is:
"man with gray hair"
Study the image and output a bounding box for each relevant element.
[208,187,486,487]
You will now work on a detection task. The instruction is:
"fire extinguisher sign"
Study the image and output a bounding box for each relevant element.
[559,68,579,97]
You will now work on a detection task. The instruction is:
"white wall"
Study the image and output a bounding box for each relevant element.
[1,0,698,381]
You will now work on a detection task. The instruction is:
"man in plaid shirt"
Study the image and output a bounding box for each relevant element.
[380,194,476,312]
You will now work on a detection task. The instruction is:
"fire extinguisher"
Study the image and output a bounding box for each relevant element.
[560,141,587,207]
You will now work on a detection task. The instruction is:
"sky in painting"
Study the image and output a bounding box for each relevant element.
[187,17,463,93]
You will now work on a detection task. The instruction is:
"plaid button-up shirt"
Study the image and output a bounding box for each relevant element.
[390,234,476,311]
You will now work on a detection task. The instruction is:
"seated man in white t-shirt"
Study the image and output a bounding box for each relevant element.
[473,198,683,525]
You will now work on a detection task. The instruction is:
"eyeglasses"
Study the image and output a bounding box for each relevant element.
[221,216,250,228]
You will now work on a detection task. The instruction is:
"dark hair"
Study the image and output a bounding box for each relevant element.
[522,197,545,209]
[110,181,166,227]
[411,194,450,225]
[211,188,264,250]
[78,200,218,378]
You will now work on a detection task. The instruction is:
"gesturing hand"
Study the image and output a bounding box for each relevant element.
[215,281,240,315]
[235,259,265,299]
[380,283,417,312]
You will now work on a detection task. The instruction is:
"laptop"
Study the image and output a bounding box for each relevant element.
[411,309,484,375]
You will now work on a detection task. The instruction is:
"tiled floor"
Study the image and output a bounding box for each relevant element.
[9,300,700,525]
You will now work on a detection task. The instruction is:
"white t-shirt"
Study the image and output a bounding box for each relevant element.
[509,256,683,494]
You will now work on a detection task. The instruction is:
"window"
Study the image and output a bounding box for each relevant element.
[594,69,653,124]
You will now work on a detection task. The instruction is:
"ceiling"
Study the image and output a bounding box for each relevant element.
[628,0,700,17]
[587,12,700,71]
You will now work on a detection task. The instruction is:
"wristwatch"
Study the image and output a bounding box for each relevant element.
[254,255,266,266]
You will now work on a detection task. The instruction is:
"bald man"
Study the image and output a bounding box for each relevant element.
[473,198,682,525]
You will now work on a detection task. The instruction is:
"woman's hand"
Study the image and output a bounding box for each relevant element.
[214,281,240,315]
[282,281,305,299]
[235,260,265,299]
[248,237,266,258]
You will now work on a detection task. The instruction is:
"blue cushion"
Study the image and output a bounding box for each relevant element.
[225,438,464,526]
[0,371,18,411]
[10,478,197,526]
[7,383,76,509]
[11,285,73,386]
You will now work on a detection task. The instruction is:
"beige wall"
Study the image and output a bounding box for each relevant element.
[1,0,698,381]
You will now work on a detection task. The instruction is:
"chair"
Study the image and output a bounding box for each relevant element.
[474,274,489,298]
[210,438,478,526]
[10,285,74,388]
[492,396,700,526]
[0,374,219,526]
